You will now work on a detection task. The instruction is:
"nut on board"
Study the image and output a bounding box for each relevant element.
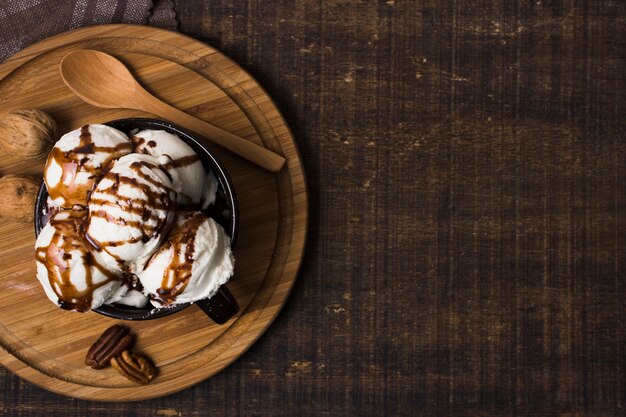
[0,175,40,222]
[0,109,57,160]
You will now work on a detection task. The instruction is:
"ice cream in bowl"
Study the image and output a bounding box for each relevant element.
[34,118,239,323]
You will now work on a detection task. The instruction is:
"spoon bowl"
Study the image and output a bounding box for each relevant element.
[61,50,139,108]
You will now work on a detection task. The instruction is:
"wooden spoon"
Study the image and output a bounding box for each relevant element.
[60,49,285,172]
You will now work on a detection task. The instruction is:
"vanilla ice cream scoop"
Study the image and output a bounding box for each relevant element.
[44,124,131,208]
[115,289,149,308]
[131,129,218,208]
[86,153,176,272]
[139,211,234,307]
[35,209,126,312]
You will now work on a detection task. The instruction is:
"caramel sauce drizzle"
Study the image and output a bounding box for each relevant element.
[35,210,119,312]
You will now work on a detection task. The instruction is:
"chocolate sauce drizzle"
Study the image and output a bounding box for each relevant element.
[35,210,119,312]
[44,126,131,208]
[151,212,207,305]
[86,158,174,256]
[161,154,200,170]
[39,128,227,312]
[130,135,200,171]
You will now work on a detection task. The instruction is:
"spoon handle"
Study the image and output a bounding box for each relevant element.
[137,94,286,172]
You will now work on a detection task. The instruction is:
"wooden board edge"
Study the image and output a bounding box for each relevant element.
[0,24,216,79]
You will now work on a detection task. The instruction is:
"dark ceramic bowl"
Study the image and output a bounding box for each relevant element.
[34,118,239,322]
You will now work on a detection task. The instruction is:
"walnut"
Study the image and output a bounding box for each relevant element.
[0,175,40,223]
[0,109,57,160]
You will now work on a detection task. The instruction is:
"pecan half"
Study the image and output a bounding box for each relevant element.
[85,324,135,369]
[111,350,158,384]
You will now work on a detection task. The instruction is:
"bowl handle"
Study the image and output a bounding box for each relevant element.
[196,285,239,324]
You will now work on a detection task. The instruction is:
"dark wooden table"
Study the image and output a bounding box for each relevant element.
[1,1,624,416]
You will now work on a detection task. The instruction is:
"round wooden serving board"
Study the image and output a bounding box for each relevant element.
[0,25,307,401]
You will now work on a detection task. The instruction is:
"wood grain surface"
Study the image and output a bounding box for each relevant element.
[1,0,624,416]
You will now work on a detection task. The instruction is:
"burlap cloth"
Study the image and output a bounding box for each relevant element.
[0,0,177,62]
